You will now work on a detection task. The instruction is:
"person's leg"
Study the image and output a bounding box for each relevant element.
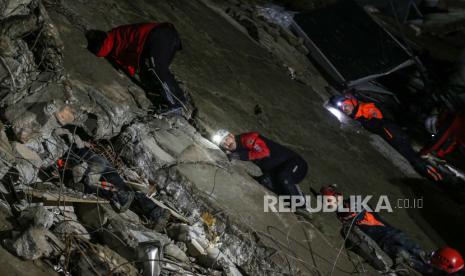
[342,225,392,272]
[274,157,308,209]
[72,147,134,212]
[141,25,186,108]
[382,123,443,181]
[131,191,170,230]
[380,232,430,274]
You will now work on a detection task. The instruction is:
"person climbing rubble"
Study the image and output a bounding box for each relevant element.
[213,129,312,218]
[50,133,170,229]
[85,22,187,115]
[320,185,432,275]
[329,94,444,182]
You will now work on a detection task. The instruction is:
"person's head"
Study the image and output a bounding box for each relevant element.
[430,247,464,274]
[85,30,108,55]
[320,185,343,209]
[212,129,236,151]
[339,98,359,116]
[329,94,359,116]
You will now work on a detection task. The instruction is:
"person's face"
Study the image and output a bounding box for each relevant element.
[341,102,354,116]
[221,134,237,151]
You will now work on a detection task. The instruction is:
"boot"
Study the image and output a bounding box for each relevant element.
[110,190,135,213]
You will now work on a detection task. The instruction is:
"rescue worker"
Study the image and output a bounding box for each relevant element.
[213,130,310,216]
[86,22,187,114]
[55,143,169,229]
[329,94,443,182]
[422,112,465,162]
[320,185,431,274]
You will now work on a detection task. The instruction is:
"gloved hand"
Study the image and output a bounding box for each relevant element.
[227,152,240,161]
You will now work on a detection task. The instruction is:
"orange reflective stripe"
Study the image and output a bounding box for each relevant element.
[357,212,384,227]
[383,127,394,140]
[57,159,65,169]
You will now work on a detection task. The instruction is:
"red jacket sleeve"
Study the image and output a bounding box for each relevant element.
[240,132,270,160]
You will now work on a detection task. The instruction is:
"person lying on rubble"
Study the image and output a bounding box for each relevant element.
[85,22,187,115]
[422,112,465,164]
[329,94,444,182]
[320,185,431,274]
[54,142,170,229]
[213,129,312,219]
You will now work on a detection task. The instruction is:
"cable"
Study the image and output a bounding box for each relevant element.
[330,210,364,275]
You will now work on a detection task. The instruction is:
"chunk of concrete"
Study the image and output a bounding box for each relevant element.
[6,228,53,260]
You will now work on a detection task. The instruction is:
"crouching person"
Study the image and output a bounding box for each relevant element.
[213,129,311,219]
[320,185,431,275]
[55,144,170,229]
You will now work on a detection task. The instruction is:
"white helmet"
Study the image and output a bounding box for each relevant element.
[425,115,438,135]
[212,129,230,146]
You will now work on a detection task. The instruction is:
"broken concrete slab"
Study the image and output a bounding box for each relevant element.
[18,206,54,230]
[164,243,190,263]
[0,0,33,19]
[75,202,170,260]
[6,228,53,260]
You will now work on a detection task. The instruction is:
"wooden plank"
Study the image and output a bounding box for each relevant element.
[24,189,109,204]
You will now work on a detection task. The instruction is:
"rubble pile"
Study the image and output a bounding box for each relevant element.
[0,1,292,275]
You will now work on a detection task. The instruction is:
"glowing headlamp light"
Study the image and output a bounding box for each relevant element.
[211,129,230,147]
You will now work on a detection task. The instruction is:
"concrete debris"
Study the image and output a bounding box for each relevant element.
[53,220,90,240]
[71,242,138,276]
[0,0,33,19]
[5,228,53,260]
[0,0,421,274]
[164,243,190,263]
[18,206,54,230]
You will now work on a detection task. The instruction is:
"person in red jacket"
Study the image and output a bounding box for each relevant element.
[86,22,187,114]
[329,94,443,182]
[320,185,432,274]
[422,113,465,162]
[213,130,309,210]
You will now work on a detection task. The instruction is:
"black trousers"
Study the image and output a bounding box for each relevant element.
[258,157,308,205]
[376,122,428,173]
[71,147,161,218]
[140,24,186,108]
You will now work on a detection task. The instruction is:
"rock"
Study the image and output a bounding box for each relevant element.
[54,106,75,125]
[0,40,38,104]
[0,0,33,19]
[164,243,190,263]
[53,220,90,240]
[6,228,53,260]
[75,202,170,260]
[18,206,54,230]
[0,35,16,57]
[13,142,41,162]
[0,125,14,179]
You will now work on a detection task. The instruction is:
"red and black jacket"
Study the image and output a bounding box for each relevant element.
[421,113,465,159]
[233,132,299,172]
[337,200,399,243]
[96,22,160,76]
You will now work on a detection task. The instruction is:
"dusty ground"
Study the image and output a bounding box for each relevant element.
[36,0,464,273]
